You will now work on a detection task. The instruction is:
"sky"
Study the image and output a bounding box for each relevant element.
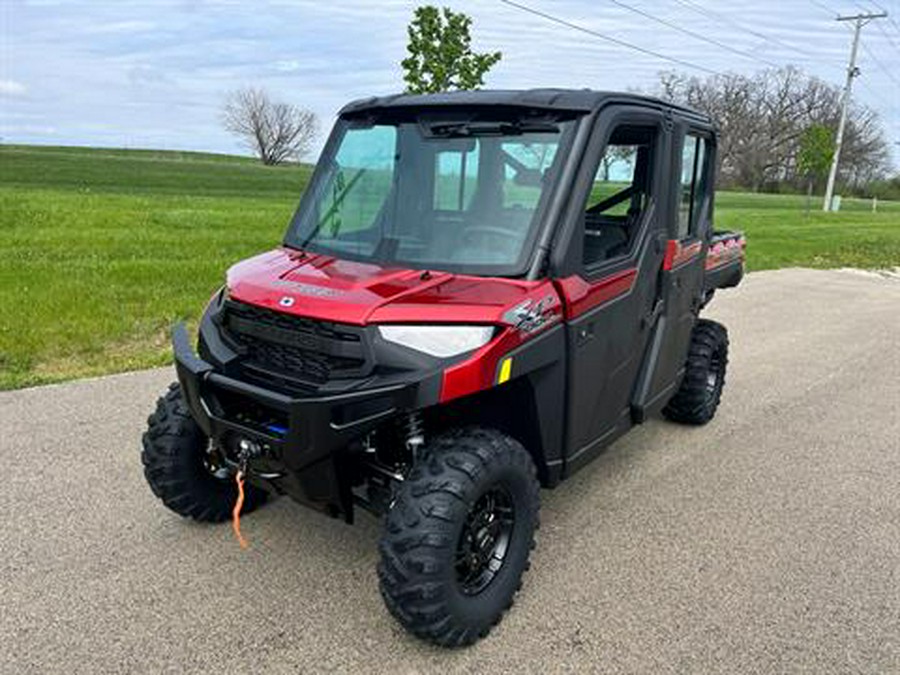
[2,0,899,169]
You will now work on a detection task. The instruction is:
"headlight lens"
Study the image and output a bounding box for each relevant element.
[378,325,495,358]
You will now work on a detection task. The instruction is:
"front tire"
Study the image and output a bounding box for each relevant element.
[141,382,267,522]
[663,319,729,425]
[377,427,540,647]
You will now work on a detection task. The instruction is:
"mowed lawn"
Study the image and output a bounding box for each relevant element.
[1,144,898,390]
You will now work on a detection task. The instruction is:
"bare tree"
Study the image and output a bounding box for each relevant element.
[654,67,890,192]
[223,88,318,165]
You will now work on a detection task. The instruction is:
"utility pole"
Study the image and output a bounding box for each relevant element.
[823,11,887,212]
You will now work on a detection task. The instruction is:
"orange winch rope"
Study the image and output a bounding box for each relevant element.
[232,471,249,549]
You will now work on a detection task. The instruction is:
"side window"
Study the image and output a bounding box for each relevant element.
[583,125,656,267]
[678,134,709,239]
[693,138,709,229]
[434,143,480,211]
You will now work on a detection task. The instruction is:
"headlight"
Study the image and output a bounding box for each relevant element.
[378,325,495,358]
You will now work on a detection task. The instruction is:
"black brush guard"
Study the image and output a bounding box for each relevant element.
[172,323,441,521]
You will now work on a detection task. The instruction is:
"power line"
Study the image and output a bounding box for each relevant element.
[609,0,780,68]
[853,5,900,85]
[823,11,887,211]
[808,0,838,19]
[501,0,897,142]
[809,4,899,150]
[857,79,900,120]
[498,0,720,75]
[888,13,900,37]
[860,40,900,89]
[872,16,900,54]
[670,0,824,60]
[807,5,899,112]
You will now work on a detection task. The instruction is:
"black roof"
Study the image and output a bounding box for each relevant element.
[339,88,710,123]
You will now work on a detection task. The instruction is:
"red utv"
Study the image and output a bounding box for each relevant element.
[142,89,745,647]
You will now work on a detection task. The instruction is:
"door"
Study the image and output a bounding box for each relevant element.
[643,128,715,406]
[556,113,668,475]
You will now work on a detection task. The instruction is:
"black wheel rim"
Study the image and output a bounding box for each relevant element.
[455,484,515,595]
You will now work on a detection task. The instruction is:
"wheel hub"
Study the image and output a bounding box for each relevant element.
[455,485,515,595]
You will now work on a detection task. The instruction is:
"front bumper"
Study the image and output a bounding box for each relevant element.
[172,323,441,521]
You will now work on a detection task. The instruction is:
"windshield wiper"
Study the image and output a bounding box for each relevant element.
[428,120,559,137]
[299,168,368,249]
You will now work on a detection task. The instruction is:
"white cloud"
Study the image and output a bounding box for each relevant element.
[0,80,27,96]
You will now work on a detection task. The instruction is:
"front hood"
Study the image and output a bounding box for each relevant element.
[226,248,555,326]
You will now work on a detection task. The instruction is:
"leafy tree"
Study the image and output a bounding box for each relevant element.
[401,6,501,94]
[798,124,834,184]
[798,124,834,213]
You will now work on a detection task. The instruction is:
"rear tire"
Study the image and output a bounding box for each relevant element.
[141,382,267,522]
[663,319,729,425]
[377,427,540,647]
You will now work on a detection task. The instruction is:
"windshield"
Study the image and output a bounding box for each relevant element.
[285,115,576,275]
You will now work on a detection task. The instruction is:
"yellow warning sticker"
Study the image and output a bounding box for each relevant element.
[498,357,512,384]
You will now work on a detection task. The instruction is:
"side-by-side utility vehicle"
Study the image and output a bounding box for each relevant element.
[142,89,745,646]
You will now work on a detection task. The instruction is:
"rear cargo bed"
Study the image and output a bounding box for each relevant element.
[704,230,745,292]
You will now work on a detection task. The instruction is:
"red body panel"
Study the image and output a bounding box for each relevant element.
[227,248,553,327]
[662,239,703,271]
[442,268,642,399]
[439,281,563,402]
[553,269,637,320]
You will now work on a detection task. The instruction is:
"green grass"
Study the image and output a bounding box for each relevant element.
[0,145,310,389]
[0,144,309,197]
[1,144,898,390]
[716,191,900,270]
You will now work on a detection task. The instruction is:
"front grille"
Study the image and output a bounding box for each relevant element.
[221,300,368,387]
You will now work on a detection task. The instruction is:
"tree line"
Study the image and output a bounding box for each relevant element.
[654,67,890,194]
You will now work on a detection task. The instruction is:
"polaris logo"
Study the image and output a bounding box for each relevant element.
[271,280,341,298]
[278,296,295,308]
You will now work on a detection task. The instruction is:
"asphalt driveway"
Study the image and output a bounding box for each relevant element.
[2,268,898,673]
